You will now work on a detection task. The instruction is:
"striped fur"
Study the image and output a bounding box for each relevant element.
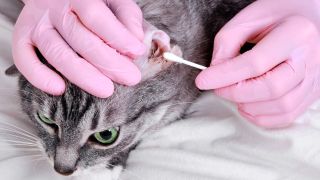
[15,0,254,177]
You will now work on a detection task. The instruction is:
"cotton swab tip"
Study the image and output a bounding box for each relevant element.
[163,52,183,63]
[163,52,207,70]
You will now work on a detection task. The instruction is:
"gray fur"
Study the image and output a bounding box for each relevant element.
[12,0,254,177]
[0,0,23,23]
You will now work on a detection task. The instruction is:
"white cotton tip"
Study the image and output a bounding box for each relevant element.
[163,52,207,70]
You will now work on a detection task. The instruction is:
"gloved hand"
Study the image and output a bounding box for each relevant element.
[13,0,145,98]
[196,0,320,128]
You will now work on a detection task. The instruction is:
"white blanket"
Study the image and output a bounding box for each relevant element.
[1,14,320,180]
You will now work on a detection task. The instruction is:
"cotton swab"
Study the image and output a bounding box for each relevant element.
[163,52,207,70]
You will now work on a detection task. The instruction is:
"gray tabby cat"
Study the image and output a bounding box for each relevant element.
[6,0,253,178]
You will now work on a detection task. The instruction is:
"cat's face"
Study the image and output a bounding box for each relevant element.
[15,27,200,176]
[18,69,195,176]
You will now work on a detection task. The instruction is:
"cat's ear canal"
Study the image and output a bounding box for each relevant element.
[134,21,182,80]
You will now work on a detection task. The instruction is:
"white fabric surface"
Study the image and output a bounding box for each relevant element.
[1,15,320,180]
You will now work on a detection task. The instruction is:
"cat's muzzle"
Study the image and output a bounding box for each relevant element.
[54,163,77,176]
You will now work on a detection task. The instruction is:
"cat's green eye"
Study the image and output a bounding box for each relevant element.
[37,113,55,125]
[93,127,119,145]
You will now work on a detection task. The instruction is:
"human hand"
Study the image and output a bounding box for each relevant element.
[13,0,145,98]
[196,0,320,128]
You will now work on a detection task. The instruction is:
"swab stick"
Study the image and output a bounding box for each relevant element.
[163,52,207,70]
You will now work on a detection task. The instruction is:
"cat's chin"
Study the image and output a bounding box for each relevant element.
[70,165,123,180]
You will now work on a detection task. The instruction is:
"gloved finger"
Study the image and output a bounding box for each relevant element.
[32,27,114,98]
[12,9,66,95]
[108,0,144,41]
[215,58,306,103]
[12,41,66,95]
[239,89,320,128]
[70,0,145,58]
[238,77,312,117]
[51,10,141,86]
[196,16,316,90]
[211,1,282,65]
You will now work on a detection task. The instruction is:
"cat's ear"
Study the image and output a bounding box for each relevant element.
[134,21,182,80]
[5,65,20,76]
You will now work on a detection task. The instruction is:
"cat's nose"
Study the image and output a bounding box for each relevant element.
[54,164,76,176]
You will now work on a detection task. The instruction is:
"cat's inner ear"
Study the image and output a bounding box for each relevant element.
[134,21,182,80]
[5,65,20,76]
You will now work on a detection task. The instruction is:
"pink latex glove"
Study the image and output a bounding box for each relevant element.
[13,0,145,98]
[196,0,320,128]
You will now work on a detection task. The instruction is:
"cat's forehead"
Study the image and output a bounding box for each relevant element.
[26,73,173,131]
[42,83,136,128]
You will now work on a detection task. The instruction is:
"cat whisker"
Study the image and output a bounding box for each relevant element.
[0,122,36,134]
[0,138,38,144]
[30,158,47,168]
[0,145,39,148]
[32,156,46,161]
[1,153,46,163]
[0,143,37,147]
[0,121,38,138]
[0,128,38,142]
[0,132,38,143]
[28,154,47,160]
[0,141,37,147]
[17,154,47,161]
[0,140,38,146]
[0,147,40,152]
[0,111,28,118]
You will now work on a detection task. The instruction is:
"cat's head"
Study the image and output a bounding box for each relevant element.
[6,24,201,177]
